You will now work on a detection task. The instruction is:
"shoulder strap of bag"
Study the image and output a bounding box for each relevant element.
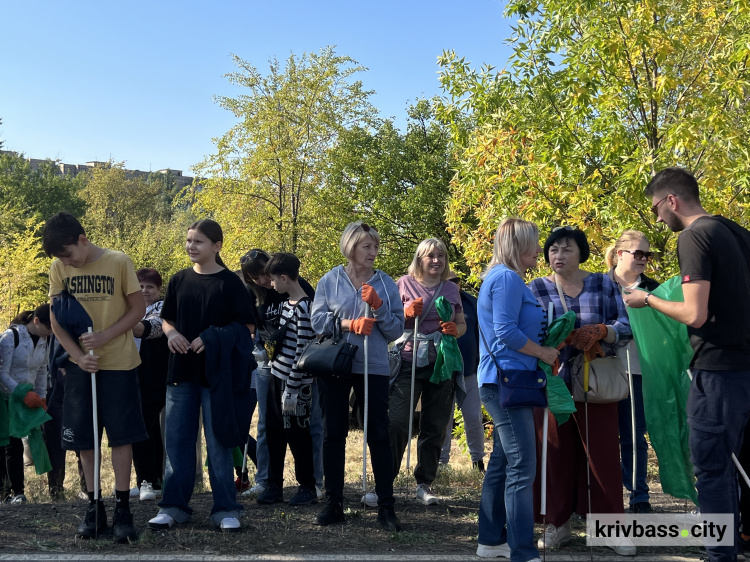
[554,274,569,313]
[477,323,502,373]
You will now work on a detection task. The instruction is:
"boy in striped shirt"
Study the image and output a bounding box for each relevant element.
[256,253,318,506]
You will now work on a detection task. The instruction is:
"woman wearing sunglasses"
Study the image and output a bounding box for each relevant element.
[605,230,660,516]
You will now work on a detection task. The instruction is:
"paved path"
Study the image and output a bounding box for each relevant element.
[0,554,705,561]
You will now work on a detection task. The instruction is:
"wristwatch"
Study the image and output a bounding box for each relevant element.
[644,293,652,307]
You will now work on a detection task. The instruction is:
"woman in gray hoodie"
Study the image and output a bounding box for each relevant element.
[310,221,404,532]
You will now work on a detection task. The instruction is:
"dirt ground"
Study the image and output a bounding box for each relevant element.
[0,469,705,559]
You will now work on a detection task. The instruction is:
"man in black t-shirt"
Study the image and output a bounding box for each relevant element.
[624,167,750,562]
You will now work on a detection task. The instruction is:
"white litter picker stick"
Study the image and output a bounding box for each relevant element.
[406,316,419,474]
[362,305,370,499]
[541,302,553,517]
[88,327,101,535]
[627,349,636,492]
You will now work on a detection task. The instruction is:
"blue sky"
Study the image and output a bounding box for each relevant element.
[1,1,514,175]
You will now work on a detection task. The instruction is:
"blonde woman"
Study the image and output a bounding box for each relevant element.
[389,238,466,505]
[605,230,659,514]
[476,218,558,560]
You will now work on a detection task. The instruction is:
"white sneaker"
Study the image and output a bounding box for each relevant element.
[415,483,439,505]
[220,516,241,532]
[476,542,511,558]
[316,486,324,500]
[360,491,378,507]
[148,512,175,530]
[139,481,156,501]
[242,482,267,497]
[129,486,139,497]
[537,520,572,549]
[607,540,637,556]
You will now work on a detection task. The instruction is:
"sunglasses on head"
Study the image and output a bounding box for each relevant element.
[240,249,267,265]
[552,225,576,233]
[621,249,653,261]
[359,223,377,233]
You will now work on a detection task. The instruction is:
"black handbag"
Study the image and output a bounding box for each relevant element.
[479,324,547,408]
[297,317,358,380]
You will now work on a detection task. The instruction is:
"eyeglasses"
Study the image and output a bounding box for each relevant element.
[621,249,653,261]
[552,225,576,233]
[240,249,267,265]
[651,194,670,218]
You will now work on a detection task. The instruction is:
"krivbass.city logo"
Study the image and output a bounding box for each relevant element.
[587,513,734,547]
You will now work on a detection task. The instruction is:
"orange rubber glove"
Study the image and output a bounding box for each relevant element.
[404,297,423,319]
[23,391,45,409]
[565,324,608,351]
[350,317,376,336]
[440,321,458,337]
[552,358,560,376]
[361,283,383,310]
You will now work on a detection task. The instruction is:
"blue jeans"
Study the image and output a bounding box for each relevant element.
[618,374,649,505]
[688,369,750,562]
[253,365,271,486]
[310,379,324,489]
[158,382,242,526]
[479,384,538,562]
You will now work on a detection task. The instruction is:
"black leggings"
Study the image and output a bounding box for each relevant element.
[0,436,24,497]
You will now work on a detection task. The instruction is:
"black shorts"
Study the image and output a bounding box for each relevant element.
[61,364,148,450]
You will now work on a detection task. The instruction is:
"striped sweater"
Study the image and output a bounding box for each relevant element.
[270,297,315,392]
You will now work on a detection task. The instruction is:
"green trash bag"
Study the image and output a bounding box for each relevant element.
[9,384,52,475]
[431,296,463,385]
[628,276,697,504]
[538,311,577,425]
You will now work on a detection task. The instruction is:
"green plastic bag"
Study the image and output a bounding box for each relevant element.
[9,384,52,475]
[431,296,463,385]
[627,276,697,504]
[538,311,577,425]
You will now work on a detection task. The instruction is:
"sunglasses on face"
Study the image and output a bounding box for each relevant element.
[651,194,670,218]
[622,249,653,261]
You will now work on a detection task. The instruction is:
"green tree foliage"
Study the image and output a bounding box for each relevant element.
[80,163,189,280]
[437,0,750,281]
[192,46,377,277]
[0,152,85,236]
[322,100,459,278]
[0,219,51,324]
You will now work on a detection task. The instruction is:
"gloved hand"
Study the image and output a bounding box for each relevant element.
[361,283,383,310]
[282,389,298,415]
[439,321,458,337]
[404,297,423,319]
[552,358,560,376]
[565,324,608,351]
[23,391,45,409]
[350,317,376,335]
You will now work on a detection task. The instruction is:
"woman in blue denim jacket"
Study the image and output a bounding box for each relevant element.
[476,218,558,561]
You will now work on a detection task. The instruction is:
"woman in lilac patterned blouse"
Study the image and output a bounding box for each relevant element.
[529,227,634,557]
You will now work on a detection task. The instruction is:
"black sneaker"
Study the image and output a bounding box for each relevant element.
[256,483,283,504]
[77,503,107,539]
[630,501,652,514]
[289,486,318,506]
[112,508,137,543]
[377,505,402,532]
[315,499,345,526]
[472,460,486,474]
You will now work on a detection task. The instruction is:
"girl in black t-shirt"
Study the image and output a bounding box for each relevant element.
[148,220,254,533]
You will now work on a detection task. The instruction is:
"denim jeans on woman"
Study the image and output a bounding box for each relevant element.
[478,384,538,562]
[158,382,242,526]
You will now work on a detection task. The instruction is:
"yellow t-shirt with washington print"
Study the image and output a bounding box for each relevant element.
[48,249,141,371]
